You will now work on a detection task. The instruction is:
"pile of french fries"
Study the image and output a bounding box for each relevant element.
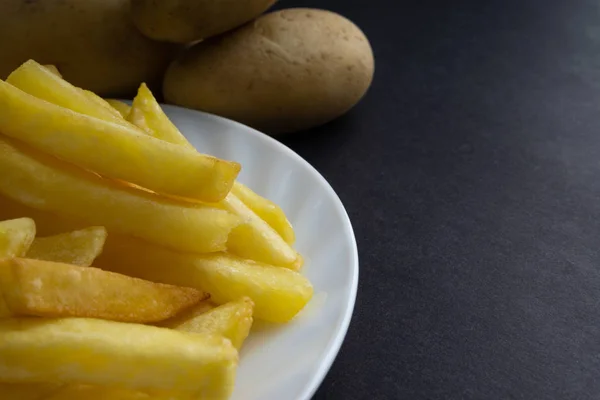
[0,60,314,399]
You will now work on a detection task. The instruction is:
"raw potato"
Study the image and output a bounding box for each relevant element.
[0,0,176,97]
[0,257,206,322]
[0,318,237,397]
[27,226,108,267]
[132,0,277,43]
[164,8,375,133]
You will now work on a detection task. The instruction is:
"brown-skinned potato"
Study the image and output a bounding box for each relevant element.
[163,8,375,134]
[131,0,277,43]
[0,0,177,97]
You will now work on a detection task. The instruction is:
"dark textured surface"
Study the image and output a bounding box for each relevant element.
[275,0,600,399]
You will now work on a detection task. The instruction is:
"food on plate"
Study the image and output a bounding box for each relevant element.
[107,99,132,118]
[0,318,237,397]
[0,257,206,322]
[0,217,36,258]
[231,182,295,245]
[161,297,254,350]
[224,193,299,268]
[131,0,277,43]
[163,8,375,133]
[27,226,107,267]
[0,136,240,253]
[6,60,127,126]
[97,236,313,323]
[127,83,299,266]
[0,65,312,398]
[128,83,191,146]
[0,78,241,201]
[0,0,176,97]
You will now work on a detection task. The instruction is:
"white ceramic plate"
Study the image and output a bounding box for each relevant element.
[162,104,359,400]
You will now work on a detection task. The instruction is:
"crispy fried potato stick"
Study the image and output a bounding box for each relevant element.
[106,99,132,118]
[0,136,240,253]
[0,79,240,201]
[0,257,207,322]
[161,297,254,350]
[0,218,36,258]
[0,318,237,397]
[27,226,107,267]
[126,85,299,267]
[97,235,313,323]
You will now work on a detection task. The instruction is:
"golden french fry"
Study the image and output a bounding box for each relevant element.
[122,89,299,267]
[0,79,240,201]
[107,99,132,118]
[128,83,192,146]
[27,226,107,267]
[43,384,184,400]
[97,236,313,323]
[0,382,63,400]
[81,89,124,119]
[224,193,299,269]
[0,137,240,253]
[0,217,36,258]
[7,60,126,125]
[43,64,62,77]
[231,182,295,245]
[0,318,237,397]
[162,298,254,350]
[0,257,207,322]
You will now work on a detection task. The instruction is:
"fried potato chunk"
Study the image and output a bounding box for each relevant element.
[27,226,107,267]
[128,83,191,146]
[162,297,254,350]
[106,99,132,118]
[0,217,36,258]
[0,78,240,201]
[97,236,313,323]
[0,136,240,253]
[0,318,237,397]
[0,258,206,322]
[231,182,295,245]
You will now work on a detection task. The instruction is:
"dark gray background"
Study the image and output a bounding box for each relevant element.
[276,0,600,399]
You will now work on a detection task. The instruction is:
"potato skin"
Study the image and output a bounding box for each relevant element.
[0,0,176,97]
[131,0,277,43]
[163,8,375,134]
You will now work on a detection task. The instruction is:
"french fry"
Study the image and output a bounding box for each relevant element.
[128,83,191,146]
[0,257,207,322]
[43,385,181,400]
[43,64,62,77]
[123,87,299,267]
[162,298,254,350]
[0,217,36,258]
[224,193,299,269]
[0,382,63,400]
[107,99,132,118]
[0,79,240,201]
[0,318,237,397]
[96,236,314,323]
[27,226,107,267]
[81,89,125,119]
[0,136,240,253]
[7,60,126,125]
[231,182,295,245]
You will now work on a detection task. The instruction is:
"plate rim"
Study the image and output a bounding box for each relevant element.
[160,104,360,400]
